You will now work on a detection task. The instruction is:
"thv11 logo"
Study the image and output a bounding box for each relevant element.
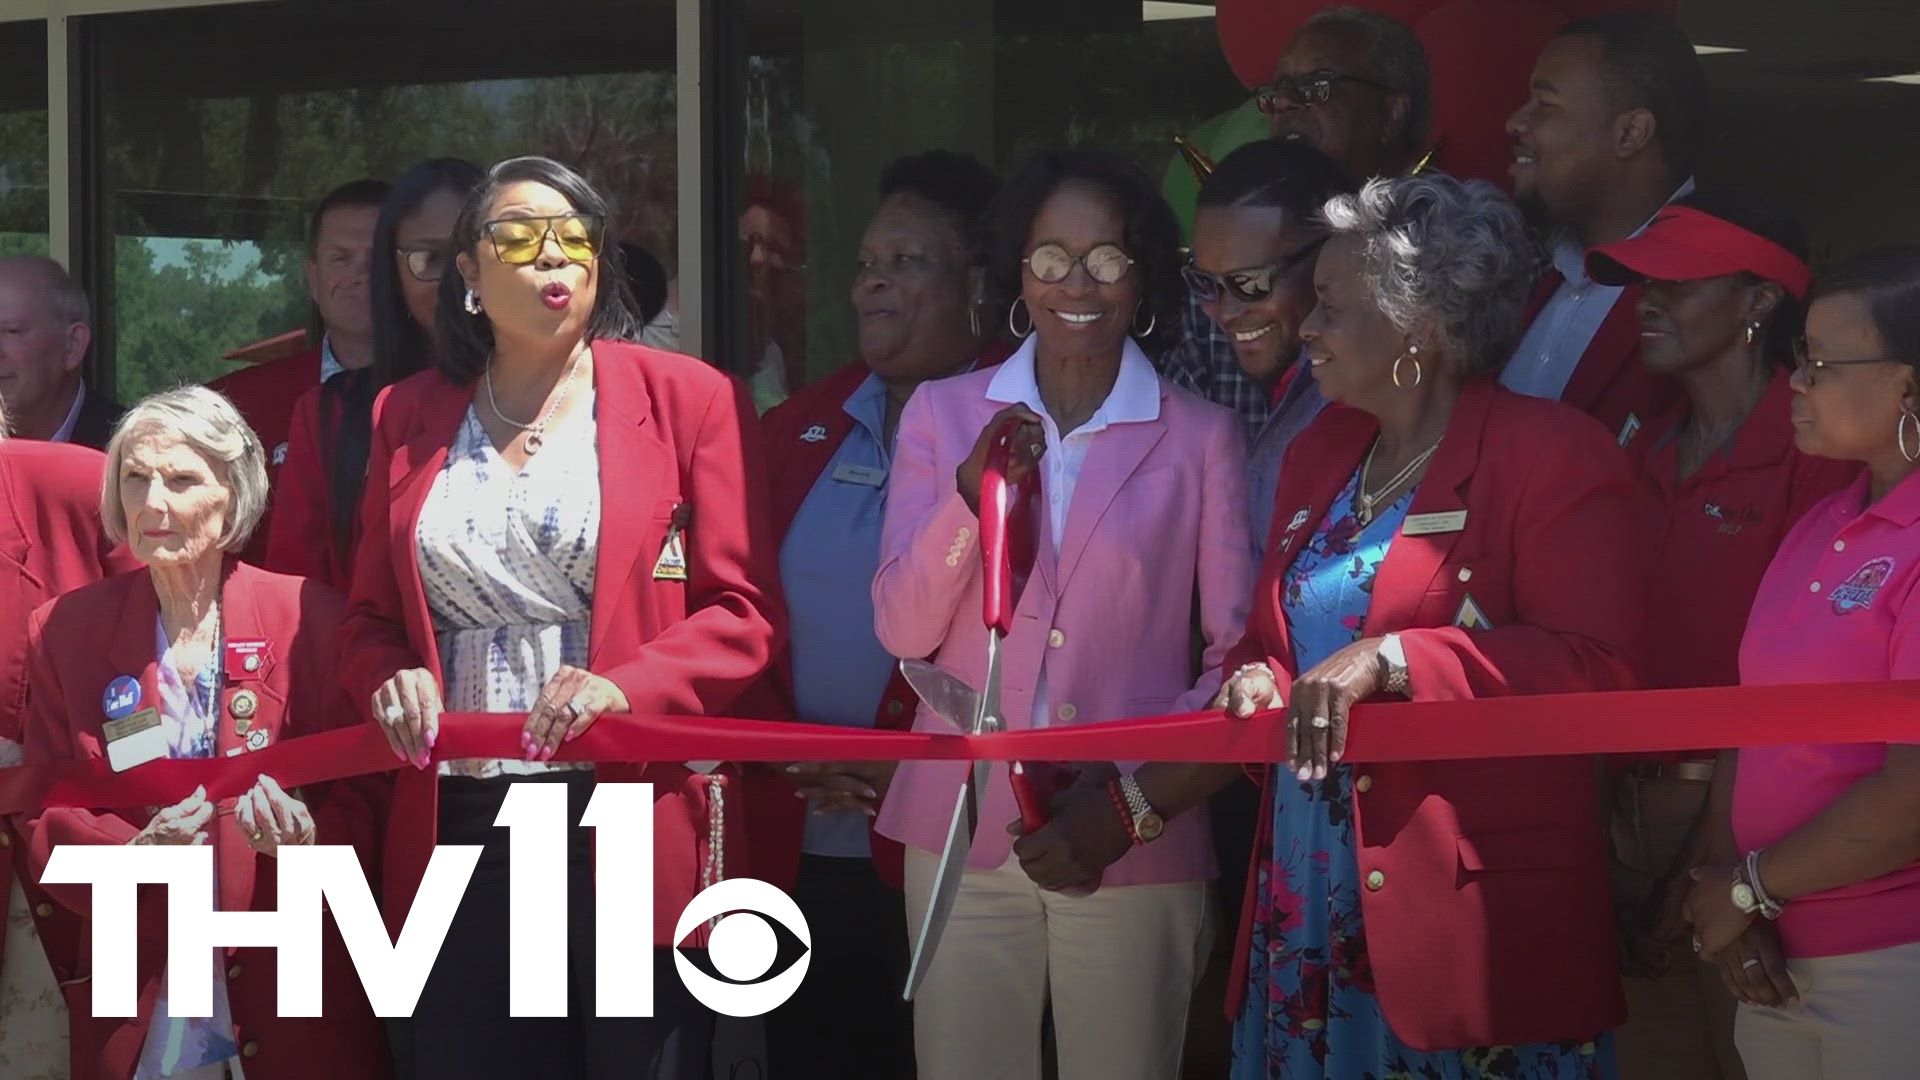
[42,783,810,1019]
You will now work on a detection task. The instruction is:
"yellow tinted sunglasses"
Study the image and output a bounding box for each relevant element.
[482,213,606,266]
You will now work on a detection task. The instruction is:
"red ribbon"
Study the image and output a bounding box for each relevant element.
[5,680,1920,816]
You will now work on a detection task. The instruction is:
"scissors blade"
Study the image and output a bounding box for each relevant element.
[897,658,983,731]
[902,768,978,1000]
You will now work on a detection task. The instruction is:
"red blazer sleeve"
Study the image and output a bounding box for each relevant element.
[1398,422,1644,700]
[288,581,385,879]
[338,387,427,713]
[19,602,157,938]
[264,389,335,587]
[598,375,785,715]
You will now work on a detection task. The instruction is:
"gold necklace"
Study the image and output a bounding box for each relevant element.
[1356,438,1439,525]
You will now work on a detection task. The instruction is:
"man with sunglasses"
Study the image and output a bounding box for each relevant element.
[207,177,388,564]
[1164,8,1429,440]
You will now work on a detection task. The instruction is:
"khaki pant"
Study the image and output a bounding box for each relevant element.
[1735,939,1920,1080]
[903,848,1213,1080]
[1608,771,1745,1080]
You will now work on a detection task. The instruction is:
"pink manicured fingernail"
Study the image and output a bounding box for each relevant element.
[520,732,532,752]
[425,729,436,750]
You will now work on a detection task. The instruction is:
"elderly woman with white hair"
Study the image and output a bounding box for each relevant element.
[19,385,390,1080]
[1024,175,1646,1079]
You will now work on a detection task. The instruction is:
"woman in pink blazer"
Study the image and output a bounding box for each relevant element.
[870,148,1253,1080]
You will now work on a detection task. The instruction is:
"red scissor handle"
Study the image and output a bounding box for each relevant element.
[1010,762,1049,832]
[979,420,1031,637]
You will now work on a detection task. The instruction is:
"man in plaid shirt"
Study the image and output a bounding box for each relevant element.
[1163,9,1432,443]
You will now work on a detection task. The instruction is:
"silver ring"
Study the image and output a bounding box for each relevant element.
[1311,715,1331,730]
[1741,958,1761,970]
[563,700,582,723]
[383,704,404,723]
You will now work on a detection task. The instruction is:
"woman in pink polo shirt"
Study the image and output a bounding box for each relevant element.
[1684,246,1920,1080]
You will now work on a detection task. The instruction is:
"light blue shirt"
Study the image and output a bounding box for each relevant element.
[780,373,898,857]
[318,337,346,383]
[1502,178,1696,401]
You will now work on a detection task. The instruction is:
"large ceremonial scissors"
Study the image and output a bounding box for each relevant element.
[897,418,1052,1000]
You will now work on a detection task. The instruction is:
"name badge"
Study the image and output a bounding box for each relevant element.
[830,462,887,487]
[104,708,167,773]
[1402,510,1468,537]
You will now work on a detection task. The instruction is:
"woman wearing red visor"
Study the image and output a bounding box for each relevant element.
[1583,192,1858,1079]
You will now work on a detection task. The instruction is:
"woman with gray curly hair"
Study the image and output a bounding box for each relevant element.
[1032,174,1647,1078]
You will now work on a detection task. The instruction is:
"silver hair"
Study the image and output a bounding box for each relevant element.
[100,386,268,553]
[1302,7,1433,153]
[1320,174,1538,371]
[0,255,91,327]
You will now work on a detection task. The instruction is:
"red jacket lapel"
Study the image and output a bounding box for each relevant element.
[763,362,866,538]
[586,350,664,661]
[1363,386,1490,634]
[386,375,470,679]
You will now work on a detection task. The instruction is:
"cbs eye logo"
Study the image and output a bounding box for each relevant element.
[674,879,812,1016]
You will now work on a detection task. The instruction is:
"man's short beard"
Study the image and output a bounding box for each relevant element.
[1513,191,1555,234]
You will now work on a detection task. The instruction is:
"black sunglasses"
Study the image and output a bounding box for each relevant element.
[1255,70,1398,113]
[1182,237,1326,305]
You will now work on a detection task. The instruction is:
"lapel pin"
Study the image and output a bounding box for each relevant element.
[229,689,258,721]
[800,425,828,443]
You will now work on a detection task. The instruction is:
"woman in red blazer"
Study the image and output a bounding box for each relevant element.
[21,385,389,1080]
[0,428,137,1079]
[266,159,485,591]
[1012,176,1643,1078]
[339,156,783,1080]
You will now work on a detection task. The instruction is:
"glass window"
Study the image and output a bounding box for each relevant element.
[0,19,49,258]
[727,0,1243,409]
[88,0,676,403]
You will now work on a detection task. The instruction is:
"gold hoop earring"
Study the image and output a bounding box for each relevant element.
[1900,411,1920,463]
[1008,298,1033,338]
[463,288,483,315]
[1391,346,1422,389]
[1746,321,1761,347]
[1132,303,1157,339]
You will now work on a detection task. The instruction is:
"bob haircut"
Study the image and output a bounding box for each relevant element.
[437,156,645,383]
[101,385,268,553]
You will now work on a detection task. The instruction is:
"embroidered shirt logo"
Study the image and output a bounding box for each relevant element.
[799,425,828,443]
[1830,555,1896,614]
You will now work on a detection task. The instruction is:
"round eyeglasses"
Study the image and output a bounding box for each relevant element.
[1023,242,1134,286]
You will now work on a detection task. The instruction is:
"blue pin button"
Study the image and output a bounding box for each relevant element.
[103,676,141,720]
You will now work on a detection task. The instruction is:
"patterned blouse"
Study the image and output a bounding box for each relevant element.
[415,396,600,779]
[136,616,240,1080]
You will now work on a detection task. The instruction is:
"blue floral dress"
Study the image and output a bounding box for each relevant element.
[1230,470,1615,1080]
